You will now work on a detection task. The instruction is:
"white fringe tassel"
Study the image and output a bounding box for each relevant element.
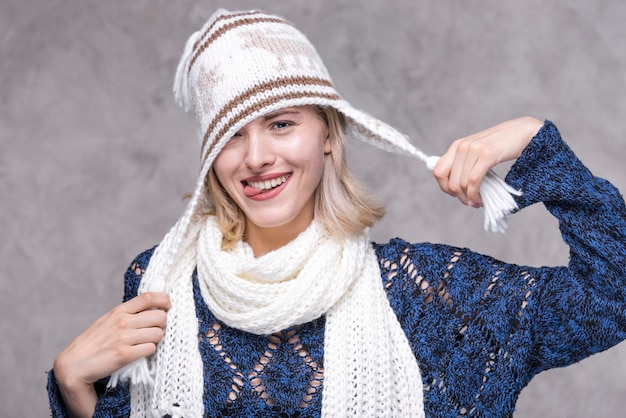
[107,358,154,388]
[173,29,201,112]
[426,156,521,233]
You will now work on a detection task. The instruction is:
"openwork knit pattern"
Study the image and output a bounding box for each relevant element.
[197,219,424,416]
[48,121,626,417]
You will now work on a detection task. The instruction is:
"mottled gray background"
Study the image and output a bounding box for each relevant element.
[1,0,625,416]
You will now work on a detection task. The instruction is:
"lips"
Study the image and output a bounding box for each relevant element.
[242,173,291,197]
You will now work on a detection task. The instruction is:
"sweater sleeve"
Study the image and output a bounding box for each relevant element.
[47,247,156,418]
[505,120,626,372]
[376,120,625,415]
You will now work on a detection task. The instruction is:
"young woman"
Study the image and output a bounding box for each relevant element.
[48,9,626,418]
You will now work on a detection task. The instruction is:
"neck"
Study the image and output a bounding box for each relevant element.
[245,208,314,257]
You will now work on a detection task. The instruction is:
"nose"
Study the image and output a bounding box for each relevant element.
[245,130,275,170]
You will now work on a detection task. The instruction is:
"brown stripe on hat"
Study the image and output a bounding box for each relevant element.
[202,90,341,163]
[192,10,262,52]
[189,16,293,74]
[201,76,335,152]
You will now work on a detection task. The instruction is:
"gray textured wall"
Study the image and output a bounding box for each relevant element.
[1,0,625,416]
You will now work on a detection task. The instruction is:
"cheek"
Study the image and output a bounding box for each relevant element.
[296,128,330,164]
[293,143,327,183]
[211,156,243,204]
[213,151,237,185]
[212,164,227,191]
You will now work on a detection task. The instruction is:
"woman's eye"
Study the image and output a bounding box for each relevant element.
[272,121,292,130]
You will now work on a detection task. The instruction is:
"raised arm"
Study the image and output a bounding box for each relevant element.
[505,120,626,368]
[436,118,626,365]
[376,120,625,416]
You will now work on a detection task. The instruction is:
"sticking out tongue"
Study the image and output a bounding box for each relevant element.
[242,174,291,197]
[243,183,266,197]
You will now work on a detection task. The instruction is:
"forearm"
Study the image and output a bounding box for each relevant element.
[505,120,626,366]
[506,120,626,278]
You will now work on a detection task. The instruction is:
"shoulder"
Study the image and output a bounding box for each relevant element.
[122,245,158,301]
[127,245,158,271]
[373,238,465,269]
[373,238,469,293]
[372,238,518,301]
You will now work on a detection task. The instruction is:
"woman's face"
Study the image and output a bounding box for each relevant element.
[213,105,331,242]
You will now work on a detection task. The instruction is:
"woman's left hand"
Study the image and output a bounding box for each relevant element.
[432,116,544,208]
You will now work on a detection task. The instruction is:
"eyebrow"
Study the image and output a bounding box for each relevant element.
[263,109,301,120]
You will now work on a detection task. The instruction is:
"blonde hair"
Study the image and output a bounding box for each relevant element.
[202,106,385,250]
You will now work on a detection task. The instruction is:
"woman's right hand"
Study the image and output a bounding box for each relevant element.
[53,292,171,418]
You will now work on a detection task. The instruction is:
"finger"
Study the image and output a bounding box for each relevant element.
[119,326,165,347]
[127,342,160,360]
[447,140,471,204]
[458,142,479,189]
[89,327,164,370]
[432,141,458,195]
[466,158,493,207]
[123,292,171,314]
[119,308,168,331]
[83,297,168,349]
[70,310,165,356]
[108,342,160,369]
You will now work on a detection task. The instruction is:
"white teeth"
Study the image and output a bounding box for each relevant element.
[248,174,290,190]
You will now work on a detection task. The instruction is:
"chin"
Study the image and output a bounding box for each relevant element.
[246,209,309,231]
[248,217,296,230]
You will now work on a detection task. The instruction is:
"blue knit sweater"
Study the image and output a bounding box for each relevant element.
[48,121,626,417]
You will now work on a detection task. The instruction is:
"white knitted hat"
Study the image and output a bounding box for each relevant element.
[171,9,520,245]
[174,9,434,166]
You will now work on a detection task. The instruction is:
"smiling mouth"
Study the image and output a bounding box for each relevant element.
[244,173,291,193]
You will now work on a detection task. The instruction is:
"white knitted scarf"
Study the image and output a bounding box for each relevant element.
[121,216,425,417]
